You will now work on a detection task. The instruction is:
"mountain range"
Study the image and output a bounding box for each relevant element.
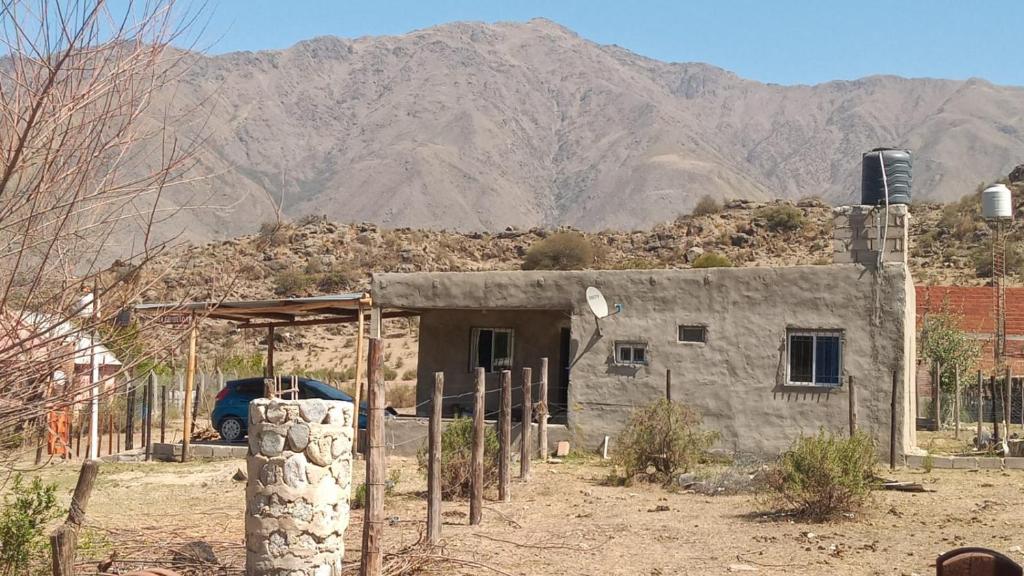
[147,18,1024,246]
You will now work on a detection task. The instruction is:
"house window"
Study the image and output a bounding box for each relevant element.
[678,325,707,343]
[471,328,514,372]
[615,342,648,365]
[788,330,842,386]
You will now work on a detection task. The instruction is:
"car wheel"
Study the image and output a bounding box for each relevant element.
[219,417,244,443]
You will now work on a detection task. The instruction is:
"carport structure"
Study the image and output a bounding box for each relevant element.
[133,292,410,460]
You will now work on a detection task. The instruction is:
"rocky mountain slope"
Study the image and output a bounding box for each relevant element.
[146,19,1024,246]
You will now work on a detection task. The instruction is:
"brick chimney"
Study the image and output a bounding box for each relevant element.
[832,204,910,265]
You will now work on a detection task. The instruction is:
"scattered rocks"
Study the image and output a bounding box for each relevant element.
[287,423,311,451]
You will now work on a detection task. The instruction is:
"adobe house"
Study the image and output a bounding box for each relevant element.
[372,205,918,459]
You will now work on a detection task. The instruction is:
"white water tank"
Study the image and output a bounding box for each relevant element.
[982,184,1013,220]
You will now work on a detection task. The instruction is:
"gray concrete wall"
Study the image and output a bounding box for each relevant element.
[374,264,916,459]
[415,309,568,419]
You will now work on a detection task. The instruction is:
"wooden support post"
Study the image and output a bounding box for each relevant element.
[977,370,984,444]
[50,460,99,576]
[145,372,155,461]
[498,370,512,502]
[665,369,672,402]
[360,338,384,576]
[932,361,942,430]
[953,366,961,439]
[538,358,549,462]
[992,375,1000,442]
[107,412,113,456]
[890,370,897,471]
[160,386,167,444]
[75,413,83,459]
[848,375,858,436]
[125,383,135,450]
[266,325,275,379]
[469,367,485,526]
[352,304,365,457]
[182,317,197,463]
[520,367,532,481]
[427,372,444,546]
[116,412,121,454]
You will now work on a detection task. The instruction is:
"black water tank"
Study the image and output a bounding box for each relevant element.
[861,148,912,205]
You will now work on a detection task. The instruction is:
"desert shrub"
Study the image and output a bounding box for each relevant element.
[351,469,401,510]
[611,399,718,485]
[691,194,722,216]
[258,220,292,247]
[755,204,805,232]
[401,369,417,381]
[522,232,595,270]
[972,239,1024,278]
[386,382,416,407]
[382,365,398,381]
[273,268,315,295]
[417,417,499,499]
[691,252,733,268]
[317,264,362,292]
[763,430,877,521]
[0,475,60,576]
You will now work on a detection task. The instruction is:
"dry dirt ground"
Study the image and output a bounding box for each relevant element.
[22,455,1024,576]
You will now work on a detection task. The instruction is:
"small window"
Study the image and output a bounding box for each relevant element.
[614,342,648,365]
[788,330,842,387]
[678,325,707,343]
[471,328,514,372]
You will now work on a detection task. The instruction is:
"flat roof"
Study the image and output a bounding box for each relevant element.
[134,293,377,327]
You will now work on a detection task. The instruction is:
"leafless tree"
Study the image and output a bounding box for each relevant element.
[0,0,210,470]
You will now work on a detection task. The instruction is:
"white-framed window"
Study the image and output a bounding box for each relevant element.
[787,330,842,387]
[471,328,514,373]
[678,325,707,344]
[614,341,648,365]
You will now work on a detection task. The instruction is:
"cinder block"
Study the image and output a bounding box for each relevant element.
[832,227,854,240]
[952,457,979,470]
[977,457,1003,470]
[230,446,249,458]
[193,445,214,458]
[931,456,955,469]
[904,454,926,468]
[1002,457,1024,470]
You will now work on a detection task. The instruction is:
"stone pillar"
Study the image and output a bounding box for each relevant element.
[246,398,353,576]
[832,204,910,265]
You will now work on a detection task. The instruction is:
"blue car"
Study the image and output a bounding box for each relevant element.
[212,376,368,443]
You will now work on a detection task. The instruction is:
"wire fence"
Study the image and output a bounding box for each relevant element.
[920,379,1024,429]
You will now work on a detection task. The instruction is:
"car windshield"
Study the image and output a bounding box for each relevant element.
[301,379,352,402]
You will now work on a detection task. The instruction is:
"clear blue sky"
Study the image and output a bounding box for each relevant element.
[184,0,1024,86]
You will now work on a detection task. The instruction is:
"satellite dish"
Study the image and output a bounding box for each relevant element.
[586,287,610,319]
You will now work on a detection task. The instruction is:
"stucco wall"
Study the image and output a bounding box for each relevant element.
[374,264,916,459]
[415,309,568,419]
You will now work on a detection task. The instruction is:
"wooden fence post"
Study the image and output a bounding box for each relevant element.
[665,369,672,402]
[50,460,99,576]
[352,304,366,457]
[992,375,1000,441]
[538,358,549,462]
[427,372,443,546]
[191,370,205,437]
[106,412,113,456]
[145,372,155,461]
[160,385,167,444]
[360,338,384,576]
[498,370,512,503]
[953,366,961,439]
[1006,366,1013,432]
[848,375,857,436]
[520,367,532,481]
[890,370,898,470]
[469,367,485,526]
[932,361,941,430]
[977,370,984,443]
[125,383,135,450]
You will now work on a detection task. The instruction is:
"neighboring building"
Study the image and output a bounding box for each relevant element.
[915,285,1024,423]
[372,205,918,459]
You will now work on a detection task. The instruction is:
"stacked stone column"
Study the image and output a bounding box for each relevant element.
[246,398,353,576]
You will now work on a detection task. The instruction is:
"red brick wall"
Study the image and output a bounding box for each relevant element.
[916,285,1024,374]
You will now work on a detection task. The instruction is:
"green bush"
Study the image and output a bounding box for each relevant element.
[764,430,877,521]
[691,194,722,216]
[692,252,733,268]
[522,232,596,270]
[273,268,315,295]
[755,205,805,232]
[417,417,499,499]
[351,469,401,510]
[0,475,60,576]
[611,399,718,485]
